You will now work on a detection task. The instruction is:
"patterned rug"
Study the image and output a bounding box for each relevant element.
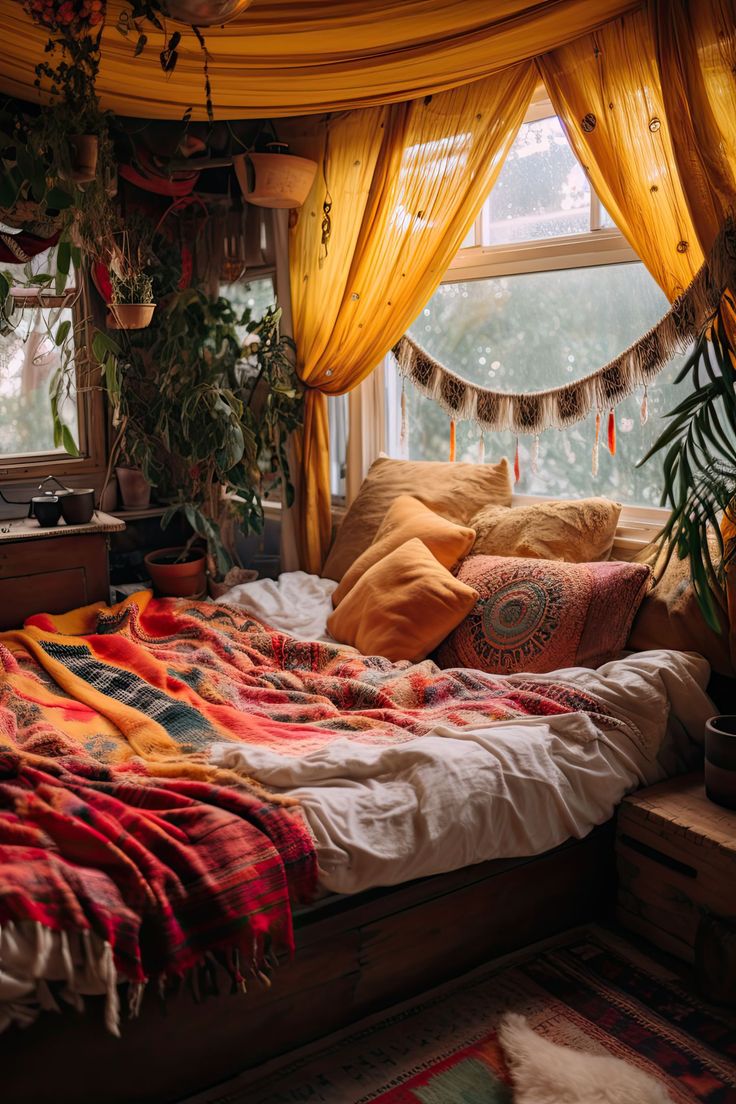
[187,927,736,1104]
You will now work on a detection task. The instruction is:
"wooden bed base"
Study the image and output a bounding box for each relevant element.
[5,825,615,1104]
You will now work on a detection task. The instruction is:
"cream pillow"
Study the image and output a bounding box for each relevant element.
[326,538,477,663]
[469,497,621,563]
[332,495,475,606]
[322,455,511,581]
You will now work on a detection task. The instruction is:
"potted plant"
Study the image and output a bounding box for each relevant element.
[144,544,207,597]
[109,271,156,330]
[232,140,318,210]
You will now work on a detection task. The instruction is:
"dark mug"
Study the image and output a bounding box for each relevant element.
[29,495,62,527]
[705,715,736,809]
[58,488,95,525]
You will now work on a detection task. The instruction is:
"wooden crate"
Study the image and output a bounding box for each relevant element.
[617,773,736,966]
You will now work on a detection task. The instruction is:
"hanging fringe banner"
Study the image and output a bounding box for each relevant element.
[392,218,736,437]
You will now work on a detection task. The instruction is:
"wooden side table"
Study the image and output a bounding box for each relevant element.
[617,773,736,1003]
[0,511,125,630]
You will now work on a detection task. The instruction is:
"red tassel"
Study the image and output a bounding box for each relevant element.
[449,419,456,462]
[607,408,616,455]
[513,438,520,484]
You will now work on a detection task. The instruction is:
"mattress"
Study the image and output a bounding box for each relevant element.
[214,572,714,895]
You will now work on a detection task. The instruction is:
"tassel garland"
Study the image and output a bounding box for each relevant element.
[640,386,648,425]
[478,434,485,464]
[531,435,539,474]
[449,418,456,462]
[392,218,736,438]
[607,408,616,456]
[400,382,408,451]
[592,411,601,477]
[513,437,520,484]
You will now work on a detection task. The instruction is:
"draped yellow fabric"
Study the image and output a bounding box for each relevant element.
[286,67,537,572]
[538,6,702,302]
[652,0,736,252]
[0,0,638,120]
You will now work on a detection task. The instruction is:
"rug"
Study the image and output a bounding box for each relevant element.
[187,927,736,1104]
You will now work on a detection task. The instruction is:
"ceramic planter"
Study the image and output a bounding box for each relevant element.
[115,467,151,510]
[144,547,207,598]
[233,149,318,209]
[705,715,736,809]
[109,303,156,330]
[68,134,99,183]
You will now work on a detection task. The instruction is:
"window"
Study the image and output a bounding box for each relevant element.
[386,100,689,510]
[0,247,104,481]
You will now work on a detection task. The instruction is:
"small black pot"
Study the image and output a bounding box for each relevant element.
[705,715,736,809]
[58,488,95,525]
[30,495,62,527]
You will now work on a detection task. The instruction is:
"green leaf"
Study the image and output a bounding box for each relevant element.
[61,425,80,458]
[54,319,71,347]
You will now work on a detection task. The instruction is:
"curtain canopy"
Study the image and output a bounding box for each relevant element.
[0,0,638,119]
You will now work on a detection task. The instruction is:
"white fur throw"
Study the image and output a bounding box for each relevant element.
[498,1013,673,1104]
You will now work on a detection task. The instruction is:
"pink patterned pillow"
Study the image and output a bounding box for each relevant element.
[437,555,651,674]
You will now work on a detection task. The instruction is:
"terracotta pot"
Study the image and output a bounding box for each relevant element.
[99,478,118,513]
[115,467,151,510]
[145,547,207,598]
[233,149,318,209]
[109,303,156,330]
[705,715,736,809]
[68,134,98,183]
[165,0,252,24]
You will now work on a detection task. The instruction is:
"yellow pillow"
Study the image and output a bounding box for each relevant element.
[326,538,478,663]
[332,495,475,607]
[469,497,621,563]
[322,455,512,581]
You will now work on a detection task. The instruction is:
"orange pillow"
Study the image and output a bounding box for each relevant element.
[326,538,477,663]
[332,495,476,607]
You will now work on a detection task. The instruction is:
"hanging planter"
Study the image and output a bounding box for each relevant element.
[109,303,156,329]
[108,271,156,330]
[67,134,99,184]
[233,143,318,209]
[165,0,252,25]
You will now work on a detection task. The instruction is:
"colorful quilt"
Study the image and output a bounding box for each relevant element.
[0,590,622,1031]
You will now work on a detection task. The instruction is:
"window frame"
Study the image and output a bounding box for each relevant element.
[390,88,671,538]
[0,280,107,485]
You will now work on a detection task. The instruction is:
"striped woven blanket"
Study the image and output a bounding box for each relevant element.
[0,590,619,1032]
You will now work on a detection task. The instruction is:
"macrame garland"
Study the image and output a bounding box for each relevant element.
[449,418,456,462]
[392,217,736,439]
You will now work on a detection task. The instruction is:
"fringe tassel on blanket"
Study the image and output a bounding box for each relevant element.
[392,217,736,437]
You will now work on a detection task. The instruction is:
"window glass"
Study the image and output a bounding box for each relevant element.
[219,275,276,341]
[397,262,687,507]
[328,394,348,499]
[479,116,591,245]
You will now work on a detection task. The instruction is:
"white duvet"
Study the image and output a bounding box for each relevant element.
[214,572,714,896]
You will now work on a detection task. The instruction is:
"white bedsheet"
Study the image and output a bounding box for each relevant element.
[214,573,713,896]
[216,570,338,640]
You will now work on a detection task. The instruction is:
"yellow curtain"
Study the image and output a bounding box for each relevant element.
[286,66,537,572]
[538,6,702,301]
[0,0,638,120]
[651,0,736,252]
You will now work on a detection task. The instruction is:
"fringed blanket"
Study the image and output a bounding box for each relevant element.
[0,591,621,1032]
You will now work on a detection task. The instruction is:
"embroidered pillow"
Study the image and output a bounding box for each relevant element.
[436,555,651,674]
[469,497,621,563]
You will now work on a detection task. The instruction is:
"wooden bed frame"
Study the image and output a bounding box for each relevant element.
[4,824,615,1104]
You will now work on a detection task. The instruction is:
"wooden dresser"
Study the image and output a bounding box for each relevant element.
[0,512,125,629]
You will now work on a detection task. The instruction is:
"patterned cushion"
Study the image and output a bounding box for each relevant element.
[436,555,651,674]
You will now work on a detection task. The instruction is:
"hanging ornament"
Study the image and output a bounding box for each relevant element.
[400,381,408,451]
[640,386,649,425]
[449,419,456,462]
[607,408,616,455]
[478,433,485,464]
[514,437,521,484]
[592,411,601,477]
[531,434,540,474]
